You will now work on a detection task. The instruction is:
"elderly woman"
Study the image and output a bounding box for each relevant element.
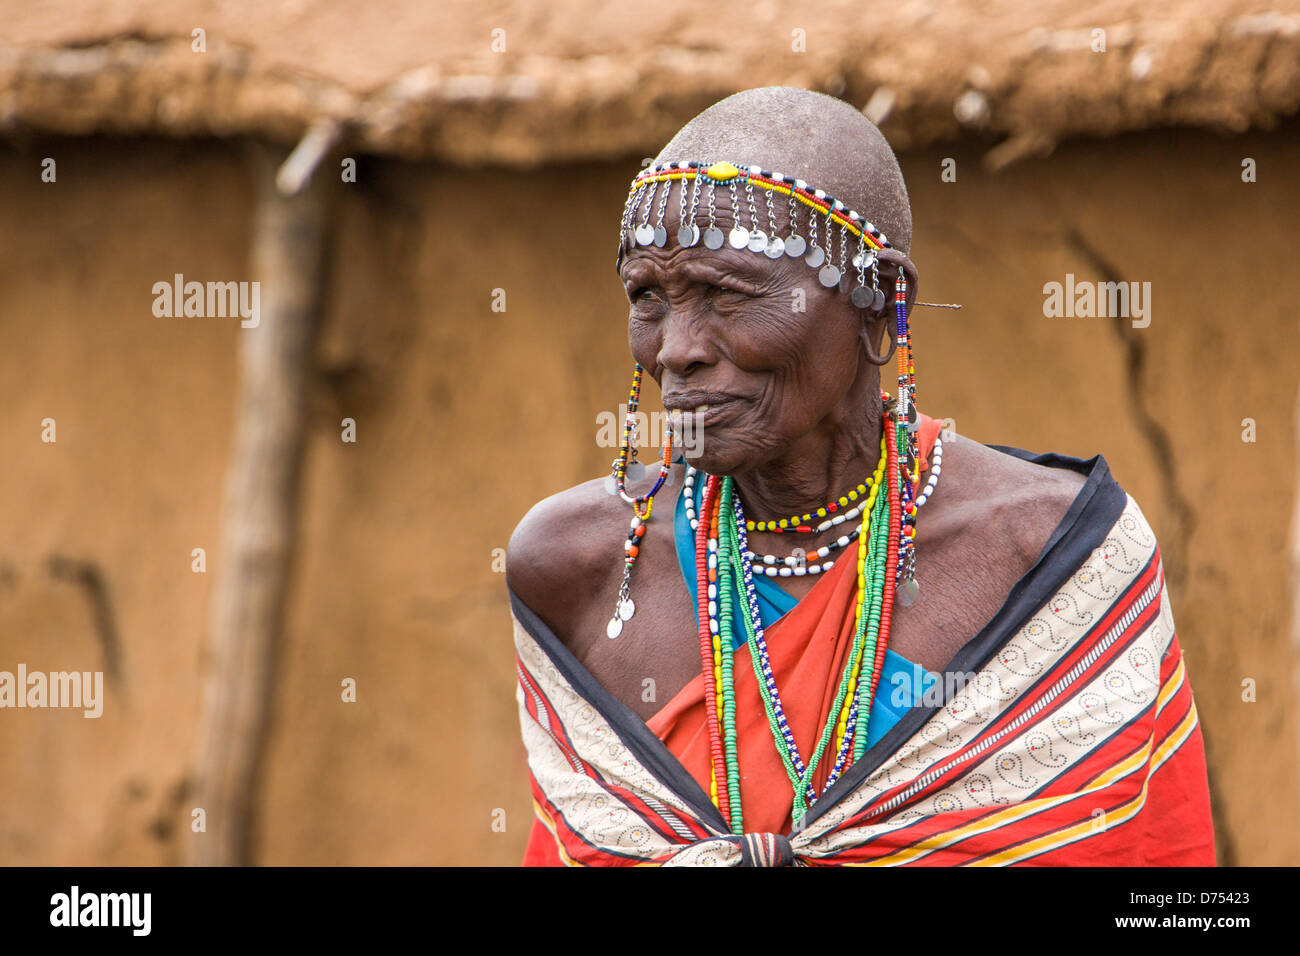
[506,88,1214,866]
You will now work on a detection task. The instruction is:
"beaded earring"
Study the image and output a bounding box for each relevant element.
[605,363,646,492]
[893,267,922,606]
[604,362,675,639]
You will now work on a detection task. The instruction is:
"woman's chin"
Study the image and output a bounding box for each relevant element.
[682,444,761,478]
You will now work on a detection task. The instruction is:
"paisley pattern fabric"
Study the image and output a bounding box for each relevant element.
[512,448,1215,866]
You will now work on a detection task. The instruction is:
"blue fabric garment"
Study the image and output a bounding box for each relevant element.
[673,474,938,749]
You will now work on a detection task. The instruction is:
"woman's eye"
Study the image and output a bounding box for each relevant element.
[630,287,658,303]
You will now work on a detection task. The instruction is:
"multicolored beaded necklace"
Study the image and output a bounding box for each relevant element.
[687,273,926,832]
[696,403,910,831]
[684,433,889,577]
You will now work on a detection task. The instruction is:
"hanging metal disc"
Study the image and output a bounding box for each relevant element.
[818,264,841,288]
[764,236,785,259]
[634,223,655,245]
[653,225,668,247]
[728,226,750,249]
[747,229,767,253]
[851,286,874,308]
[897,577,920,606]
[606,617,623,639]
[678,223,701,247]
[784,234,806,258]
[805,245,826,268]
[703,226,725,250]
[872,288,886,311]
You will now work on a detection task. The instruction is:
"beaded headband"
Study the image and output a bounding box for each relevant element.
[618,160,895,311]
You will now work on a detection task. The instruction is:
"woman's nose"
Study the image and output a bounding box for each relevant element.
[656,307,718,378]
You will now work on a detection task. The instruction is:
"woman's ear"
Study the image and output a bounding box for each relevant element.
[856,247,917,366]
[876,248,919,318]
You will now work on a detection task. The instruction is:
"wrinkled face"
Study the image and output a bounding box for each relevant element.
[620,222,874,476]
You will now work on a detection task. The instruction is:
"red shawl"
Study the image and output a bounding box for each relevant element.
[517,423,1214,866]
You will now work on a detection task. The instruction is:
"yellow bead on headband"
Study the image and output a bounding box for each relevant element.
[618,159,894,311]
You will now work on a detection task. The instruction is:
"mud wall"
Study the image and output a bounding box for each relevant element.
[0,127,1296,865]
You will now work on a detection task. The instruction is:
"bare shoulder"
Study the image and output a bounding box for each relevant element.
[938,432,1087,495]
[891,432,1094,670]
[506,477,616,618]
[932,432,1089,560]
[506,466,687,636]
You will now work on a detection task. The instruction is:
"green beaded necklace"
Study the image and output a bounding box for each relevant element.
[709,420,900,827]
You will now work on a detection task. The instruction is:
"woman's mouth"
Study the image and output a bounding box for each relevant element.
[667,399,741,430]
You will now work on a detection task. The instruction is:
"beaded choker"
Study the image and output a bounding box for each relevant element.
[618,160,894,310]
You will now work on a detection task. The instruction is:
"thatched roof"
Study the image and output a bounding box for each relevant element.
[3,0,1298,167]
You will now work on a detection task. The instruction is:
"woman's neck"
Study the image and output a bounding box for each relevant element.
[729,374,884,524]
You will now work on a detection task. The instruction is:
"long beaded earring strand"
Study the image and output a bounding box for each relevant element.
[605,363,675,639]
[894,267,921,607]
[606,362,645,494]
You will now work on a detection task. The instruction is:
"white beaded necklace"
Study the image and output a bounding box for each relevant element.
[683,436,943,578]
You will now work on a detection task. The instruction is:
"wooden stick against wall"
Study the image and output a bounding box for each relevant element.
[188,135,333,866]
[1293,382,1300,832]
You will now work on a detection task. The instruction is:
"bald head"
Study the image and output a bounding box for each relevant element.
[655,87,912,254]
[617,87,917,478]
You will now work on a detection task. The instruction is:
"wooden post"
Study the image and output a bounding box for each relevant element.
[187,139,331,865]
[1293,381,1300,830]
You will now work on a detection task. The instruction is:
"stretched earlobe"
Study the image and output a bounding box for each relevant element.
[848,244,914,370]
[859,317,897,366]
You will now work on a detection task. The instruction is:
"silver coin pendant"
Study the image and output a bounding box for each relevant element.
[897,577,920,607]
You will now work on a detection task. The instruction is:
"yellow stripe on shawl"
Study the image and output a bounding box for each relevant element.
[848,656,1188,866]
